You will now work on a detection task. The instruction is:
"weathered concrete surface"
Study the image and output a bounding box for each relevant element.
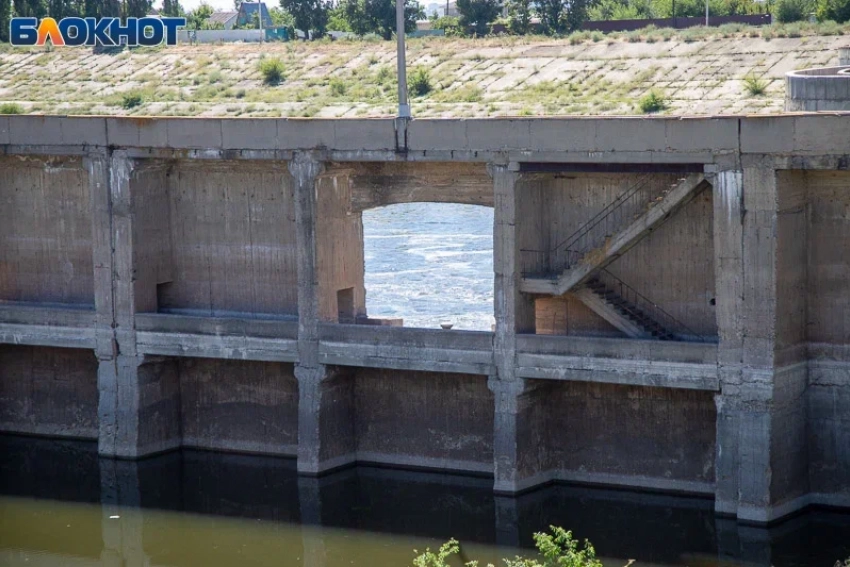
[180,358,299,456]
[806,171,850,508]
[544,382,717,494]
[0,156,93,305]
[0,345,98,438]
[350,162,492,212]
[355,369,494,473]
[162,161,298,318]
[786,67,850,112]
[0,115,849,524]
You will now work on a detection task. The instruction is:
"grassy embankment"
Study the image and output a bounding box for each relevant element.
[0,20,848,118]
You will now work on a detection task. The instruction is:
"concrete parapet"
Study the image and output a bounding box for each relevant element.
[785,67,850,112]
[0,115,847,164]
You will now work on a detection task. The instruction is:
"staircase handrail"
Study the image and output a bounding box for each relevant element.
[596,268,708,342]
[550,174,655,256]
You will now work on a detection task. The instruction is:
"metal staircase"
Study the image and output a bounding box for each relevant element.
[521,173,710,296]
[575,270,706,342]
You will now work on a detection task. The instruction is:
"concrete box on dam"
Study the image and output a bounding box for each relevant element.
[0,114,849,525]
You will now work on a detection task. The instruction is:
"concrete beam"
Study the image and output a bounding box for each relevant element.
[0,116,848,166]
[349,162,492,212]
[136,331,298,362]
[515,352,719,390]
[0,305,96,348]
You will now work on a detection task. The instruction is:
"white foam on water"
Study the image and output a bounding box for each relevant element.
[363,203,495,331]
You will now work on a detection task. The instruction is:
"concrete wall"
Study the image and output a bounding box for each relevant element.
[354,369,494,472]
[543,382,716,491]
[806,170,850,502]
[176,29,264,43]
[316,170,366,322]
[179,358,299,455]
[807,171,850,345]
[0,156,93,305]
[535,295,620,337]
[0,345,98,438]
[1,115,850,522]
[161,161,298,318]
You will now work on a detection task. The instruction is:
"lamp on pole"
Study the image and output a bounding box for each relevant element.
[397,0,410,118]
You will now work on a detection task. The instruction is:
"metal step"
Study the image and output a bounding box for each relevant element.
[588,282,675,341]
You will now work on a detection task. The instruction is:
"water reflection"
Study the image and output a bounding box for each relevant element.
[1,435,849,567]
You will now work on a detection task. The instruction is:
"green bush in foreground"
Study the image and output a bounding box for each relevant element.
[413,527,603,567]
[743,73,769,95]
[258,57,286,86]
[0,102,24,114]
[638,89,667,113]
[408,67,432,97]
[121,92,143,109]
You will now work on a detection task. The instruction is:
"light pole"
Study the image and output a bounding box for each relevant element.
[705,0,709,26]
[397,0,410,118]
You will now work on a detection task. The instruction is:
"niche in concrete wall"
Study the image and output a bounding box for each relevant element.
[353,369,494,472]
[533,380,717,492]
[806,170,850,345]
[159,161,298,318]
[532,173,716,340]
[805,170,850,498]
[0,345,99,439]
[0,156,93,305]
[178,358,299,456]
[360,203,495,330]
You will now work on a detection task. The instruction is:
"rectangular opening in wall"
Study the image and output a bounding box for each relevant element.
[337,288,355,324]
[362,203,494,331]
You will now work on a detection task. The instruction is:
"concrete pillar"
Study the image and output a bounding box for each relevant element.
[289,153,356,475]
[489,163,547,494]
[712,167,810,524]
[489,378,548,494]
[489,163,535,381]
[712,170,745,517]
[88,151,181,458]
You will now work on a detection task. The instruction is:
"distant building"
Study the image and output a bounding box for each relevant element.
[421,1,456,17]
[236,2,273,28]
[208,10,239,30]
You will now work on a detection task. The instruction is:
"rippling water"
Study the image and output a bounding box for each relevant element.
[363,203,495,331]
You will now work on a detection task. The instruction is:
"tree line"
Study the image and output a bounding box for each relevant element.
[0,0,179,41]
[3,0,847,45]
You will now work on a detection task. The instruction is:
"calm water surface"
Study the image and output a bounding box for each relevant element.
[2,436,849,567]
[363,203,494,330]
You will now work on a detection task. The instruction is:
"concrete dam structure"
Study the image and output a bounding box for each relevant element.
[0,114,849,526]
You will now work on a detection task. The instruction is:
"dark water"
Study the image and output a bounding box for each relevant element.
[1,435,849,567]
